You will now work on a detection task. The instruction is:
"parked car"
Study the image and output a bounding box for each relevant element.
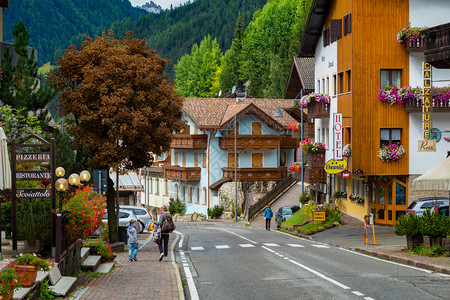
[102,209,142,233]
[406,198,449,216]
[120,205,153,233]
[434,204,449,217]
[276,205,300,228]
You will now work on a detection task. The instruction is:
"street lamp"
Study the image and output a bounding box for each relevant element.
[275,90,305,193]
[80,170,91,182]
[215,114,238,221]
[68,173,80,187]
[55,172,69,263]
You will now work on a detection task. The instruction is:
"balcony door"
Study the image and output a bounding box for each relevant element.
[252,122,262,135]
[228,153,239,167]
[182,152,186,167]
[252,153,263,167]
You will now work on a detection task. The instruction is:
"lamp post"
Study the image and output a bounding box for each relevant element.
[275,90,305,193]
[80,170,91,185]
[55,175,68,262]
[215,115,238,221]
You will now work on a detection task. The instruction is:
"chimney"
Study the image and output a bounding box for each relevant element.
[236,92,247,103]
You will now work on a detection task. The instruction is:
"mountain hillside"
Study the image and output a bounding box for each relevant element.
[111,0,268,80]
[136,1,163,14]
[4,0,142,64]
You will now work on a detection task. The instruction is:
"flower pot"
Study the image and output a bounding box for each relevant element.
[442,237,450,254]
[406,234,423,250]
[15,265,38,287]
[0,290,14,300]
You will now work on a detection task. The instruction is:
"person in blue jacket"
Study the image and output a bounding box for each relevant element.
[264,205,273,231]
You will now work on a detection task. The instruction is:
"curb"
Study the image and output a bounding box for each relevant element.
[354,248,450,275]
[171,233,185,300]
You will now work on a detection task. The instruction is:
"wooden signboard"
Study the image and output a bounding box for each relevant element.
[418,139,436,152]
[16,153,51,162]
[313,211,326,222]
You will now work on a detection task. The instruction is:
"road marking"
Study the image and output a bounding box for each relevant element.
[338,248,433,274]
[215,245,230,249]
[287,244,305,248]
[183,263,188,267]
[184,267,199,300]
[222,229,257,244]
[352,291,364,296]
[288,259,351,290]
[239,244,255,248]
[284,257,289,260]
[263,243,279,247]
[364,297,375,300]
[191,247,205,251]
[261,246,276,253]
[311,245,329,248]
[177,233,184,248]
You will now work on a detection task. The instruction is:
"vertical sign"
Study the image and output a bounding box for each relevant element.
[333,113,343,160]
[422,62,432,139]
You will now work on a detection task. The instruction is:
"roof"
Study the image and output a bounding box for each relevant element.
[182,98,297,130]
[209,177,232,190]
[298,0,333,56]
[110,171,144,191]
[284,56,315,99]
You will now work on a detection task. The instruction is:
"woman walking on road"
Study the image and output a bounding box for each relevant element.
[156,205,175,261]
[264,205,273,231]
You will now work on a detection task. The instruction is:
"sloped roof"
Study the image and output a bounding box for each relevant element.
[285,56,315,98]
[182,98,297,130]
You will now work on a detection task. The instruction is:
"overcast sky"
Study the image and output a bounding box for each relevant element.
[129,0,187,9]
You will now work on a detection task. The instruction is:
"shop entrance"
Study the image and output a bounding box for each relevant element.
[369,176,408,226]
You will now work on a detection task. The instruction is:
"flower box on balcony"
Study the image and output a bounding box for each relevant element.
[299,93,331,119]
[307,150,325,169]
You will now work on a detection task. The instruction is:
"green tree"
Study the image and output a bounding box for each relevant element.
[175,35,223,97]
[0,21,56,114]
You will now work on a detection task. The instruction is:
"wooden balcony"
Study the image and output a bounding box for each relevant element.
[405,98,450,112]
[170,134,207,149]
[423,23,450,68]
[219,135,280,149]
[222,166,287,181]
[405,36,426,52]
[291,122,315,139]
[302,166,327,183]
[306,150,325,169]
[307,101,330,119]
[164,166,201,182]
[280,136,299,148]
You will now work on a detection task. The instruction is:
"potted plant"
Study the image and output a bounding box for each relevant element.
[83,239,116,262]
[396,24,426,46]
[0,269,20,300]
[12,253,51,287]
[394,213,422,250]
[378,144,405,162]
[420,209,445,248]
[288,162,302,173]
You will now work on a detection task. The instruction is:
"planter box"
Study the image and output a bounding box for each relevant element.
[406,235,423,250]
[442,237,450,254]
[423,235,442,248]
[307,150,325,169]
[0,290,14,300]
[15,265,38,287]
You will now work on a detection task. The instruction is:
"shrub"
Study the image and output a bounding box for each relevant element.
[17,198,52,244]
[207,205,224,218]
[299,191,311,205]
[62,185,106,241]
[413,244,444,257]
[420,209,446,237]
[394,213,421,236]
[14,253,51,271]
[83,239,115,262]
[0,268,20,297]
[168,199,186,215]
[231,201,242,219]
[39,280,56,299]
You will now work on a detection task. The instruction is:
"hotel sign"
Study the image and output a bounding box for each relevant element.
[333,113,343,160]
[422,62,432,140]
[324,159,347,174]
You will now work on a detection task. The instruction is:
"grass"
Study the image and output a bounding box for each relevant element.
[38,62,53,75]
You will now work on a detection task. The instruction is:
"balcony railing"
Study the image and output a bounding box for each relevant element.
[405,98,450,112]
[280,136,298,148]
[219,135,280,149]
[291,122,315,139]
[164,166,201,182]
[423,23,450,68]
[293,166,327,183]
[170,134,207,149]
[222,166,287,181]
[405,36,426,52]
[306,150,326,169]
[307,101,330,119]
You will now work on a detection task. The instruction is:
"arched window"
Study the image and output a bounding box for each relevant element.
[182,185,185,202]
[175,184,179,200]
[203,187,207,205]
[189,186,193,203]
[196,187,199,204]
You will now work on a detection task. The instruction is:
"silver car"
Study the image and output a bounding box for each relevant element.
[120,205,153,233]
[406,198,449,216]
[102,209,143,233]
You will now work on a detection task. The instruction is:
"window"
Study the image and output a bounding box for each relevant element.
[202,152,207,168]
[380,70,401,88]
[150,177,153,194]
[182,152,186,167]
[332,74,337,96]
[338,72,344,94]
[174,151,178,165]
[336,175,341,192]
[194,126,198,134]
[194,153,198,167]
[228,153,239,167]
[343,13,352,35]
[346,70,351,92]
[156,179,160,195]
[380,129,401,147]
[317,79,320,92]
[189,186,193,203]
[203,187,207,205]
[326,128,329,147]
[252,153,263,167]
[322,78,325,94]
[326,77,329,95]
[182,185,185,202]
[252,122,262,135]
[196,187,199,204]
[323,29,329,47]
[343,178,347,194]
[175,184,179,200]
[330,19,342,42]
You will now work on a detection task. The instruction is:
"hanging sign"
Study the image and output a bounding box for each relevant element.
[16,189,51,199]
[333,113,343,160]
[342,170,351,178]
[324,159,347,174]
[16,152,51,162]
[422,62,432,140]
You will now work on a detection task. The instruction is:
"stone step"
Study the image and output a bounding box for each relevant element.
[80,247,90,263]
[36,270,50,283]
[96,262,115,273]
[13,287,32,300]
[81,255,101,271]
[49,276,77,297]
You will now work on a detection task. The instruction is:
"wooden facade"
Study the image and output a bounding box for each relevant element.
[219,135,280,149]
[170,134,208,149]
[222,167,287,181]
[164,166,201,182]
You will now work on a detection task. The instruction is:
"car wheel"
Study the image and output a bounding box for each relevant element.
[139,222,144,233]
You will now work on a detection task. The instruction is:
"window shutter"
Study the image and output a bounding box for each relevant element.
[347,13,352,34]
[323,29,327,47]
[343,15,348,36]
[331,19,342,42]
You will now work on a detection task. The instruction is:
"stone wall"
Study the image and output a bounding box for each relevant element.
[408,174,449,204]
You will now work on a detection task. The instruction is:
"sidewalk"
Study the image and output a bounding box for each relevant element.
[71,233,182,300]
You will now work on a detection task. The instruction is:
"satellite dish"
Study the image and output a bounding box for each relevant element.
[231,86,236,94]
[218,90,222,97]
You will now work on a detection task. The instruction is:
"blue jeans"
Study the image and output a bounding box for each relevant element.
[129,243,139,259]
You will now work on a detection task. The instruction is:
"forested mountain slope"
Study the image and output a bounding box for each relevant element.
[111,0,268,80]
[4,0,142,64]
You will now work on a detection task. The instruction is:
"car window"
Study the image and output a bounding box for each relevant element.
[407,201,417,210]
[119,212,129,218]
[292,207,300,213]
[133,209,146,215]
[421,202,433,208]
[282,207,293,214]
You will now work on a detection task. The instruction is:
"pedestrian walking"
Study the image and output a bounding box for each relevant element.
[156,205,175,262]
[128,219,139,261]
[264,205,273,231]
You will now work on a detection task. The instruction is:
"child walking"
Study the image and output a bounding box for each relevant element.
[128,219,139,261]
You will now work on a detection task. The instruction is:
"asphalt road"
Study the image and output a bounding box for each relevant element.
[174,223,450,300]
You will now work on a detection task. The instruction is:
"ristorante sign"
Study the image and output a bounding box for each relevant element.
[16,171,52,181]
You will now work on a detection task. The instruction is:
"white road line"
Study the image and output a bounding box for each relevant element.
[311,245,329,248]
[352,291,364,296]
[183,263,189,267]
[178,233,184,248]
[239,244,255,248]
[284,257,289,260]
[287,244,305,248]
[263,243,280,247]
[191,246,205,251]
[222,229,257,244]
[215,245,230,249]
[338,248,433,273]
[184,267,199,300]
[261,246,276,253]
[288,259,350,290]
[364,297,375,300]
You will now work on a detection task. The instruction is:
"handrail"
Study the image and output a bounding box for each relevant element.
[248,174,296,220]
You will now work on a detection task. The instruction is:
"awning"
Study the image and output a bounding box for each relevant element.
[110,171,144,192]
[412,156,450,191]
[209,177,232,190]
